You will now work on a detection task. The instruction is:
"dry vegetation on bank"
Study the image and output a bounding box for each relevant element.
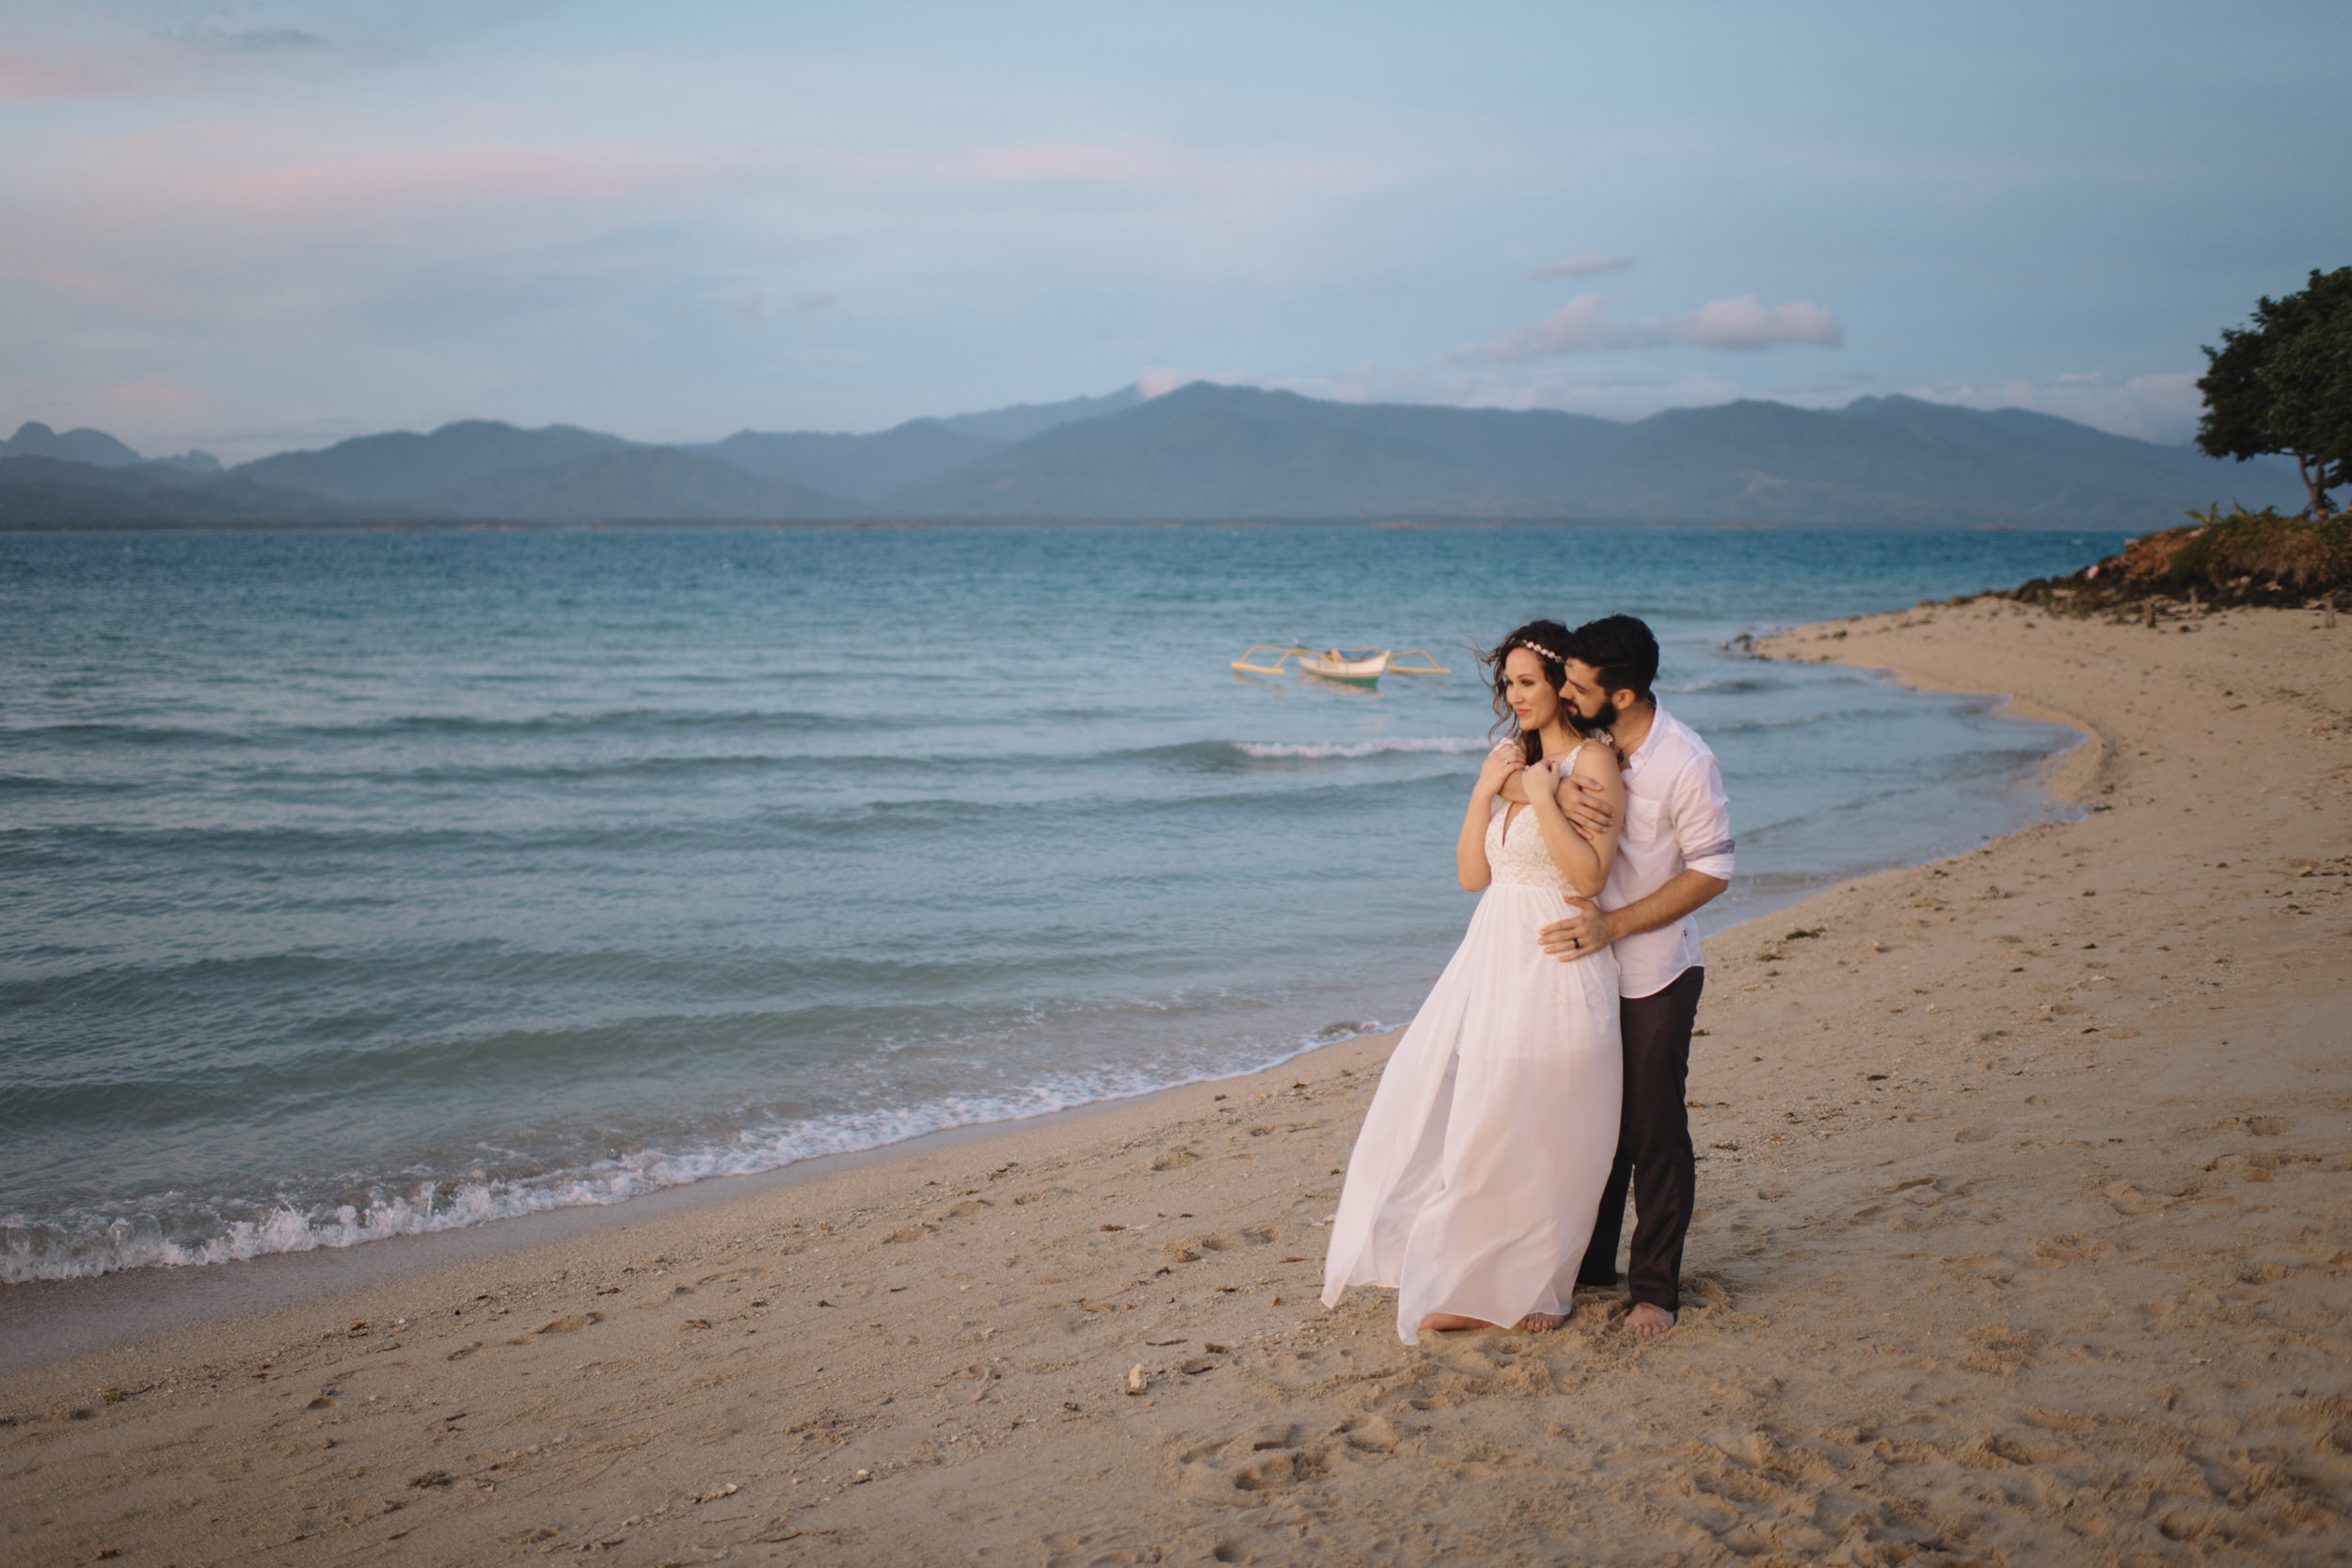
[2005,508,2348,617]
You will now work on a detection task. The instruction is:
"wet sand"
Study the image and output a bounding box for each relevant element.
[4,594,2347,1566]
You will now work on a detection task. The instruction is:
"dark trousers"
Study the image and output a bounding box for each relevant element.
[1576,965,1704,1313]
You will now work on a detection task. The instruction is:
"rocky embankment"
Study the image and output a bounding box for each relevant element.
[2004,506,2347,616]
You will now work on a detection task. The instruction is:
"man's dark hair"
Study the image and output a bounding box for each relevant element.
[1573,614,1660,704]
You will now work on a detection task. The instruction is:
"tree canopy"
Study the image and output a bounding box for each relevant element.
[2199,266,2352,516]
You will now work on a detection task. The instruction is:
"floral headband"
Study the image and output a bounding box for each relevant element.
[1500,636,1570,666]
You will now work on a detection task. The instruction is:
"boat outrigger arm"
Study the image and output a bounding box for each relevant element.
[1230,645,1453,681]
[1230,645,1312,674]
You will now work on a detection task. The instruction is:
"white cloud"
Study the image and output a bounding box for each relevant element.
[1676,295,1843,352]
[1418,367,1752,420]
[1121,359,2216,443]
[1456,293,1843,362]
[1532,251,1635,280]
[1897,370,2202,443]
[1202,357,1754,424]
[1136,366,1257,398]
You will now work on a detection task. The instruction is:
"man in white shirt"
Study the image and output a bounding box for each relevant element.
[1536,615,1733,1338]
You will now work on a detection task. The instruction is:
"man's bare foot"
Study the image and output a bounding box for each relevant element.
[1623,1302,1677,1338]
[1418,1312,1490,1334]
[1515,1311,1565,1332]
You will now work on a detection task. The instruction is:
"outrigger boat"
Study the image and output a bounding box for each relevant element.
[1230,644,1453,685]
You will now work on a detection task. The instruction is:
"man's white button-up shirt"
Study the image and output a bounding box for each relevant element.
[1597,704,1734,1000]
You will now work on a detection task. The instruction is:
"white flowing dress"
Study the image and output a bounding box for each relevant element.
[1321,748,1624,1344]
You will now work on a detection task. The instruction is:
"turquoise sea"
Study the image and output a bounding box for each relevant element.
[0,524,2122,1281]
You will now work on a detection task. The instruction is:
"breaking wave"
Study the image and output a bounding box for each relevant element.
[1232,736,1491,759]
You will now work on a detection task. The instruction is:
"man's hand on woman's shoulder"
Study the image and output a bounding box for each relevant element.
[1557,773,1615,838]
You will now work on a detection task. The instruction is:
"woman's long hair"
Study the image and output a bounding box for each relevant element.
[1480,619,1579,763]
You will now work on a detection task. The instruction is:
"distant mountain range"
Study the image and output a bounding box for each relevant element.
[2,420,222,475]
[0,386,2304,530]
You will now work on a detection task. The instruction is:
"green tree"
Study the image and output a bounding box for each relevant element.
[2198,266,2352,516]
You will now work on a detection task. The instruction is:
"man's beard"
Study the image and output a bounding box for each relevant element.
[1571,696,1619,736]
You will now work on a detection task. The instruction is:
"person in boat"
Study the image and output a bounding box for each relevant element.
[1320,620,1628,1342]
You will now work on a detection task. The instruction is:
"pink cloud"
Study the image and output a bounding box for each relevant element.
[0,24,334,103]
[0,374,205,440]
[30,123,1349,240]
[1457,293,1843,361]
[97,375,202,417]
[194,146,692,218]
[1674,294,1842,352]
[0,50,109,99]
[191,135,1313,218]
[13,264,159,308]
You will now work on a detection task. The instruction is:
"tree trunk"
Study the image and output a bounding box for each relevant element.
[2296,451,2328,516]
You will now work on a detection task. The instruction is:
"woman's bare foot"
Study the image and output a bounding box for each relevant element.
[1514,1311,1565,1332]
[1418,1312,1491,1334]
[1623,1303,1677,1338]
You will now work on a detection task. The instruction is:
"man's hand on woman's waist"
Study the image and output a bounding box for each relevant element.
[1537,870,1728,963]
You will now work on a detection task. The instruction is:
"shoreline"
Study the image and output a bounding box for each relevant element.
[1785,639,2109,807]
[8,594,2344,1564]
[0,669,2083,1367]
[0,1045,1398,1379]
[0,654,2083,1311]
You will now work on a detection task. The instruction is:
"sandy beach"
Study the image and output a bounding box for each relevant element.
[5,592,2347,1567]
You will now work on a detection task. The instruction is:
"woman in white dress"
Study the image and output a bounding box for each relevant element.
[1321,621,1627,1343]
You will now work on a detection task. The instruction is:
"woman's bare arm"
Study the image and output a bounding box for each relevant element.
[1457,746,1520,890]
[1526,745,1624,898]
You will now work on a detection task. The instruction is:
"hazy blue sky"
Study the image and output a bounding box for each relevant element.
[5,1,2345,460]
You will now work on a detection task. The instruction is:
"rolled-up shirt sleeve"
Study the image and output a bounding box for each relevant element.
[1674,745,1736,882]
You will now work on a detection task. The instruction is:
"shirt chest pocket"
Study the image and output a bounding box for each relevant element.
[1624,794,1666,847]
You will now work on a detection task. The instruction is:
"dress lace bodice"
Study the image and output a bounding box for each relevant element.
[1486,742,1587,895]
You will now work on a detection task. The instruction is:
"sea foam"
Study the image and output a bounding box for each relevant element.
[0,1022,1394,1284]
[1234,736,1491,759]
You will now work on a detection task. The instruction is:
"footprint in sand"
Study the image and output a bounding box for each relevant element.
[1174,1422,1301,1494]
[2102,1180,2169,1215]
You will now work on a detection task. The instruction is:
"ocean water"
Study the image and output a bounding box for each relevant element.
[0,524,2123,1282]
